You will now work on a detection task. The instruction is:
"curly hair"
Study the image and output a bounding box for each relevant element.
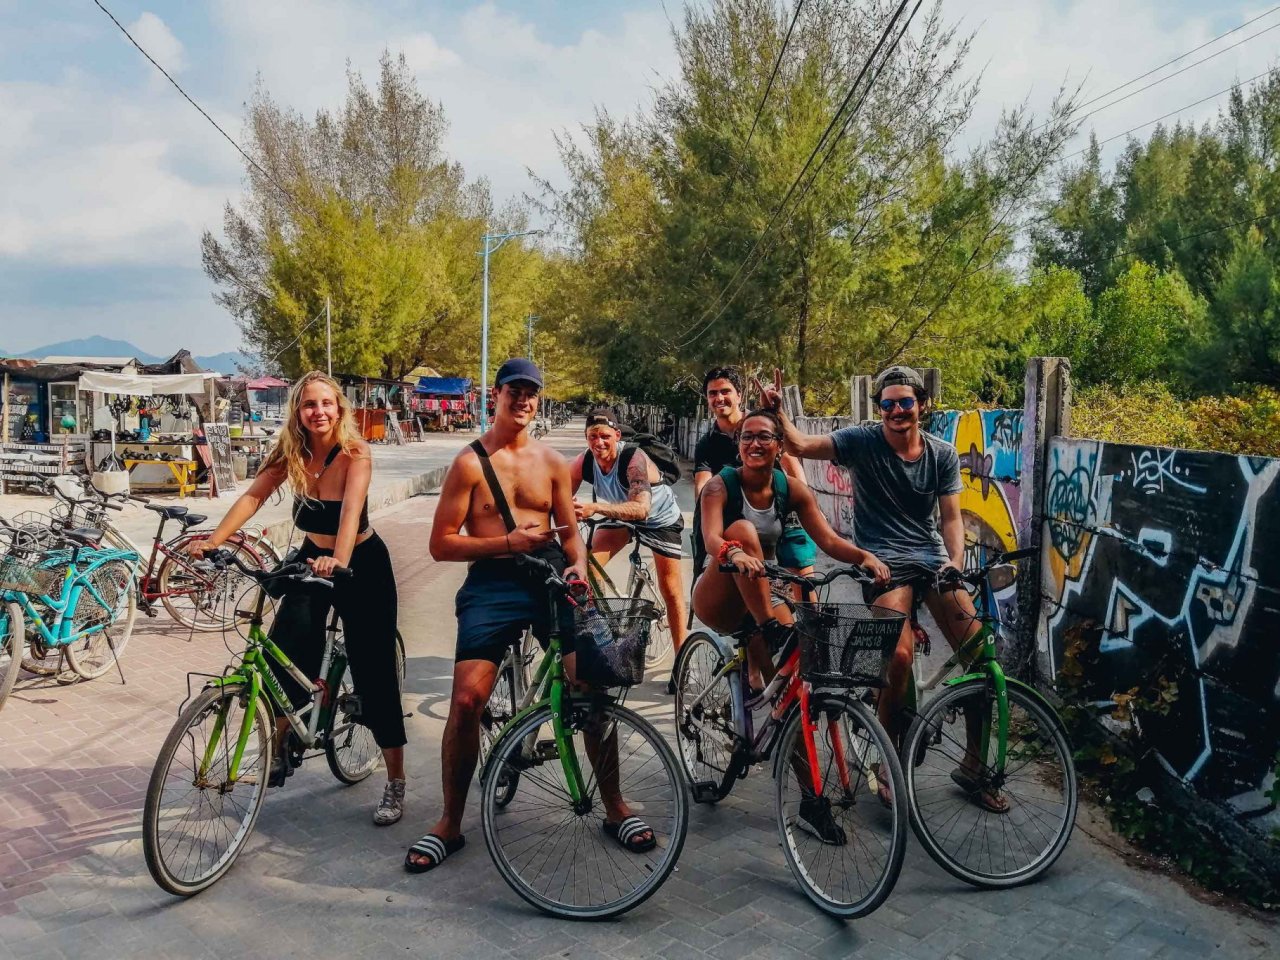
[736,408,784,440]
[259,371,365,499]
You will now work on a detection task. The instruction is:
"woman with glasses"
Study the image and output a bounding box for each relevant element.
[692,409,889,690]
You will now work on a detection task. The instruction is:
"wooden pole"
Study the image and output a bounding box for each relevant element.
[2,372,9,444]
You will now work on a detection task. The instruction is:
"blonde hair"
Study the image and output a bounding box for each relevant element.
[260,371,364,498]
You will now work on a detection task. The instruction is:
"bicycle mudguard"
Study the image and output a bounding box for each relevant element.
[1004,677,1068,732]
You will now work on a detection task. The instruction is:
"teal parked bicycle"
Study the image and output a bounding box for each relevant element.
[0,519,139,706]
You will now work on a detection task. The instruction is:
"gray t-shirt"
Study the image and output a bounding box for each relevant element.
[829,424,963,569]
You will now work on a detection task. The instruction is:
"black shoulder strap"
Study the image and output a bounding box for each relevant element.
[582,451,595,484]
[322,444,341,469]
[617,446,638,489]
[469,439,516,533]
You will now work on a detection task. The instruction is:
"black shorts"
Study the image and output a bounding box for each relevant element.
[454,547,576,665]
[633,516,684,560]
[861,563,961,605]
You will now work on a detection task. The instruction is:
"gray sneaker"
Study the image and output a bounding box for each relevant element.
[373,778,406,826]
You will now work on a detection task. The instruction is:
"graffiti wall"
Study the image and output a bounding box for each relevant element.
[1042,437,1280,823]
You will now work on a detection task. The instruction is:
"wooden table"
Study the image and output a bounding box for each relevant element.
[125,458,198,498]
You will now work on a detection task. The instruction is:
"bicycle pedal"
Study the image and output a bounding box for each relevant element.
[691,781,721,803]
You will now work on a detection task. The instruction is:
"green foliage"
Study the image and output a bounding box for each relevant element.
[204,53,545,382]
[534,0,1077,411]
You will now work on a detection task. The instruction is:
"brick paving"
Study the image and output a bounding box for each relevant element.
[1,431,1277,958]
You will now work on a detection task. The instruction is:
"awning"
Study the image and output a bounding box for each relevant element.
[246,376,289,390]
[416,376,471,396]
[78,371,220,395]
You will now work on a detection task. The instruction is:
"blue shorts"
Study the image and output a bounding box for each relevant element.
[455,549,576,664]
[777,519,817,569]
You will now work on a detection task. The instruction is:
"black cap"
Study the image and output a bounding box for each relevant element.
[872,365,925,396]
[494,357,543,389]
[585,407,618,430]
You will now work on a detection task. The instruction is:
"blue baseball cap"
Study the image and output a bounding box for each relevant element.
[494,357,543,389]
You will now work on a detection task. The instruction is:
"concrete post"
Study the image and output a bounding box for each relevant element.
[850,375,872,421]
[782,385,804,420]
[1015,357,1072,682]
[921,367,942,403]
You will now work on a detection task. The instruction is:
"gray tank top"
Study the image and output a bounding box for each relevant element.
[741,495,782,561]
[591,444,683,529]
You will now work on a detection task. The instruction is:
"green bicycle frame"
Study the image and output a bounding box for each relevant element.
[487,636,590,807]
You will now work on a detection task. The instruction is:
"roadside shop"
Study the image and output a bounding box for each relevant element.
[409,376,474,432]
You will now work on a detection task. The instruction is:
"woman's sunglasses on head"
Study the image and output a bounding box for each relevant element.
[879,396,917,412]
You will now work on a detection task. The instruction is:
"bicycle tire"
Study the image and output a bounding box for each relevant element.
[478,660,521,807]
[482,700,688,919]
[0,602,25,712]
[902,678,1077,888]
[672,631,737,802]
[143,683,273,896]
[776,692,908,919]
[158,539,264,632]
[63,561,137,680]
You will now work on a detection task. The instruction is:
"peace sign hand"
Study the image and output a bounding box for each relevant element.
[752,368,785,414]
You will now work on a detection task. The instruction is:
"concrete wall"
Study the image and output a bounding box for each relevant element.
[1041,437,1280,831]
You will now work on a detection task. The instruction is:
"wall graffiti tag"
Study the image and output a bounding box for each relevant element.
[1041,438,1280,835]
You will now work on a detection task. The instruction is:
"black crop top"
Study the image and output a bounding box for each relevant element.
[291,444,370,536]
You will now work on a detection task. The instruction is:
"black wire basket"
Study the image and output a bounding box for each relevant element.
[0,555,64,597]
[573,597,660,688]
[794,601,906,688]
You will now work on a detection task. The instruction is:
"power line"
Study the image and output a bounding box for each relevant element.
[669,0,918,351]
[1060,68,1274,164]
[91,0,297,207]
[744,0,806,154]
[1035,4,1280,134]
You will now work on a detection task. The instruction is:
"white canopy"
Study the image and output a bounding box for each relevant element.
[78,371,219,395]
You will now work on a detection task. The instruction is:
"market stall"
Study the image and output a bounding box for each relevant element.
[410,376,474,432]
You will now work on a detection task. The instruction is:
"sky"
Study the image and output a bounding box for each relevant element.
[0,0,1273,357]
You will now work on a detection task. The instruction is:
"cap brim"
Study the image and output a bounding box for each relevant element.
[497,376,542,389]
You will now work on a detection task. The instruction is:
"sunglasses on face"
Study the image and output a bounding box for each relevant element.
[739,431,779,445]
[879,396,917,412]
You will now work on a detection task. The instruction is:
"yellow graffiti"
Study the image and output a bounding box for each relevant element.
[955,411,1018,553]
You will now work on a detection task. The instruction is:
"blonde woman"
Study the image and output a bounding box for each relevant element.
[190,371,407,824]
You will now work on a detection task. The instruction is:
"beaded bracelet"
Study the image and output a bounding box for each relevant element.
[718,539,745,563]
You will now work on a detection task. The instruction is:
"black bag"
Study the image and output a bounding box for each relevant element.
[583,436,682,488]
[262,546,301,599]
[573,597,658,688]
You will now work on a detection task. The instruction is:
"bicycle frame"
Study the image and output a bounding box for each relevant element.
[4,546,139,649]
[680,635,849,797]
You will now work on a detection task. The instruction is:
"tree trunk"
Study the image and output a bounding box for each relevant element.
[796,252,810,395]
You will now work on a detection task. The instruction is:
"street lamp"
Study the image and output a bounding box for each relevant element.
[480,229,543,431]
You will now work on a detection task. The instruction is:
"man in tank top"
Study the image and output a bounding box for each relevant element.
[571,409,688,656]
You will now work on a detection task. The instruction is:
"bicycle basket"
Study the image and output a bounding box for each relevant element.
[73,560,134,625]
[573,597,660,688]
[3,512,65,552]
[0,555,65,597]
[794,602,906,688]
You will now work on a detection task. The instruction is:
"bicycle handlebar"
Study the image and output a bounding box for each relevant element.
[199,548,351,589]
[718,546,1037,591]
[515,553,590,604]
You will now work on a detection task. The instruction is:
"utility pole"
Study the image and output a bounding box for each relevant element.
[325,297,332,377]
[526,315,540,360]
[479,229,543,431]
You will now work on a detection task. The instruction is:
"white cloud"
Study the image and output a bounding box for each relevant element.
[127,11,187,75]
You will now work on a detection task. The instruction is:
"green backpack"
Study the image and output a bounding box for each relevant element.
[691,466,790,572]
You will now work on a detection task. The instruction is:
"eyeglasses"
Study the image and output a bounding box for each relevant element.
[739,431,779,445]
[879,396,917,412]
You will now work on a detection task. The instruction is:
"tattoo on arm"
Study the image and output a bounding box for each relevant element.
[626,452,653,498]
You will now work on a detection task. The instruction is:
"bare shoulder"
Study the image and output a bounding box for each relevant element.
[541,444,570,470]
[345,438,372,462]
[703,474,727,499]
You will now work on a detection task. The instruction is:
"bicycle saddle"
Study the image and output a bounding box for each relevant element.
[178,513,208,527]
[146,505,189,519]
[65,527,104,546]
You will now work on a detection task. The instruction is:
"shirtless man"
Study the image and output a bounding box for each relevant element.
[408,358,654,872]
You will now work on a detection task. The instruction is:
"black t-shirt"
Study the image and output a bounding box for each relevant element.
[694,423,740,477]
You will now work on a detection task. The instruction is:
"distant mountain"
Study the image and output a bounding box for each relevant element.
[18,335,163,363]
[14,336,252,375]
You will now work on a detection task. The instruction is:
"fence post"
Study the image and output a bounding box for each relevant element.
[850,375,872,421]
[1015,357,1072,681]
[920,367,942,404]
[782,385,805,420]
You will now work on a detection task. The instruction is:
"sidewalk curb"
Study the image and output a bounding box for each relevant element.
[261,464,450,549]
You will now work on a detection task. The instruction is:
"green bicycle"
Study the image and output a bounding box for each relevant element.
[896,548,1078,887]
[142,550,405,896]
[479,553,688,919]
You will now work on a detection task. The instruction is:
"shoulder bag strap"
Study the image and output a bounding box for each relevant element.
[719,466,743,526]
[469,439,517,533]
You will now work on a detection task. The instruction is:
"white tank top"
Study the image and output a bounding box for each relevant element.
[741,495,781,561]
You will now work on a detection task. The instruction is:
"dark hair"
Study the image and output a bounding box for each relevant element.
[736,408,783,440]
[702,366,743,396]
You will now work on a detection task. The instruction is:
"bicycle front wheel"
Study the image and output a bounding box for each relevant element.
[903,678,1077,887]
[776,692,908,919]
[143,683,273,896]
[482,700,688,919]
[0,602,26,712]
[63,561,137,680]
[672,631,737,801]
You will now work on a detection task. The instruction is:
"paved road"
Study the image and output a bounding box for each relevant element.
[1,424,1276,958]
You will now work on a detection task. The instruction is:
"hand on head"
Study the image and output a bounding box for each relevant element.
[752,368,785,414]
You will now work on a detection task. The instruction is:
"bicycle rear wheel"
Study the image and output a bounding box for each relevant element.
[672,631,737,802]
[63,561,137,680]
[158,540,264,632]
[143,683,272,896]
[903,678,1077,887]
[628,569,671,669]
[0,602,25,712]
[776,692,907,919]
[482,700,687,919]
